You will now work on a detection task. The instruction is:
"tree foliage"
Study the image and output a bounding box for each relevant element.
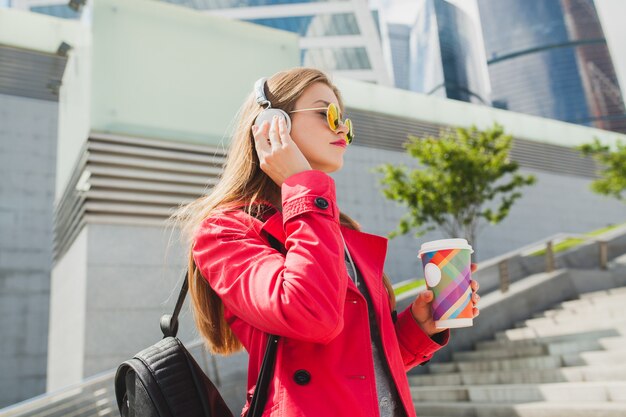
[374,123,536,247]
[577,138,626,201]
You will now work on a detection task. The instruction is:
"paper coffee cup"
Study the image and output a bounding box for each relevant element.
[418,238,474,329]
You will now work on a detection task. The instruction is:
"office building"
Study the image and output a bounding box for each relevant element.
[477,0,626,133]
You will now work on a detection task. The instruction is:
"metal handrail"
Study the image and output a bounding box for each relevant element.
[482,223,626,293]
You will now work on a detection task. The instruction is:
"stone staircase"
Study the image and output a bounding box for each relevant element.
[410,286,626,417]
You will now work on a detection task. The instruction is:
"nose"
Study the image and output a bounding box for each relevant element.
[335,119,349,135]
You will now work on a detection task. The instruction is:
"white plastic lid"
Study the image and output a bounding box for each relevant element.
[418,238,473,258]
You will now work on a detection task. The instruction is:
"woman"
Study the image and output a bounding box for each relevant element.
[176,67,480,417]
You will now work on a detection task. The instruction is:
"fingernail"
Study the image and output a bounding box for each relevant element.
[273,115,278,120]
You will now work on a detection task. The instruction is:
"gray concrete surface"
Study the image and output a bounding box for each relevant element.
[0,94,58,407]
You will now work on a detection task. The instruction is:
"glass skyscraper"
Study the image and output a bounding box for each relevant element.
[384,0,489,104]
[384,23,411,90]
[477,0,626,133]
[413,0,489,104]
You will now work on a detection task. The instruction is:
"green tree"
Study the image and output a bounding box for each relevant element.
[577,138,626,200]
[374,123,536,251]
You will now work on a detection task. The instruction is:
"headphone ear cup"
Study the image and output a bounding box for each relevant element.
[254,108,292,134]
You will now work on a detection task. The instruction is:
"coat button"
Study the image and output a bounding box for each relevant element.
[314,197,329,209]
[293,370,311,385]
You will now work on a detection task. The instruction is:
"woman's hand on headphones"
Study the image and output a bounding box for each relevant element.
[252,115,312,187]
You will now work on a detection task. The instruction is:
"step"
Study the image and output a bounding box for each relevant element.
[578,287,626,300]
[608,286,626,295]
[473,336,626,359]
[541,305,623,319]
[413,401,626,417]
[477,328,622,350]
[579,286,626,300]
[411,382,626,403]
[428,355,563,374]
[562,349,626,366]
[410,364,626,386]
[578,289,611,300]
[520,307,624,327]
[560,294,626,310]
[457,337,617,361]
[497,321,626,341]
[599,336,626,350]
[411,385,468,402]
[454,345,547,362]
[430,349,626,374]
[543,339,604,356]
[506,319,626,339]
[466,381,626,403]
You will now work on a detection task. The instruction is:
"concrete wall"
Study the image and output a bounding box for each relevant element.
[332,145,626,282]
[0,94,57,407]
[46,227,87,391]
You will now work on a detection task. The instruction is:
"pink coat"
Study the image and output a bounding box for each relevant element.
[193,170,449,417]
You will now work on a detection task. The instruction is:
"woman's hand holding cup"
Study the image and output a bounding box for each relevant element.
[411,263,480,338]
[252,115,312,187]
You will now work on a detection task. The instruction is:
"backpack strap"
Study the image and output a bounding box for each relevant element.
[160,270,188,338]
[247,232,283,417]
[247,334,279,417]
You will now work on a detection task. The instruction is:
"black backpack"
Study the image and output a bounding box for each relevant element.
[114,270,279,417]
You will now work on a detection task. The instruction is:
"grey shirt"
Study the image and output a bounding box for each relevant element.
[345,253,407,417]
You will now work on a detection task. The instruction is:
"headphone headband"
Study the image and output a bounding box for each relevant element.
[254,77,272,109]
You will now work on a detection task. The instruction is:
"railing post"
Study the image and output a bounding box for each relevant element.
[499,259,509,293]
[599,241,608,270]
[546,240,555,272]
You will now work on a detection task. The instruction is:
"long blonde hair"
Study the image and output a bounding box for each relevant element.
[173,67,396,355]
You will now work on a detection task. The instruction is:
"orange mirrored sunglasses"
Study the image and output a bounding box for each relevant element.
[290,102,354,144]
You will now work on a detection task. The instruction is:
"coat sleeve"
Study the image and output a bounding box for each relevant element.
[394,306,450,370]
[192,170,347,344]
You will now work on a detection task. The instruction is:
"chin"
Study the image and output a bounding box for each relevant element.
[312,159,343,173]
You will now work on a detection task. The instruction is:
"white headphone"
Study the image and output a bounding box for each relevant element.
[253,77,292,133]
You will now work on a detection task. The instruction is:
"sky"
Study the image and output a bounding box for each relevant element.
[377,0,421,24]
[595,0,626,93]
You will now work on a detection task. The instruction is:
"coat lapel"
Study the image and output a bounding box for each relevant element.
[340,226,388,301]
